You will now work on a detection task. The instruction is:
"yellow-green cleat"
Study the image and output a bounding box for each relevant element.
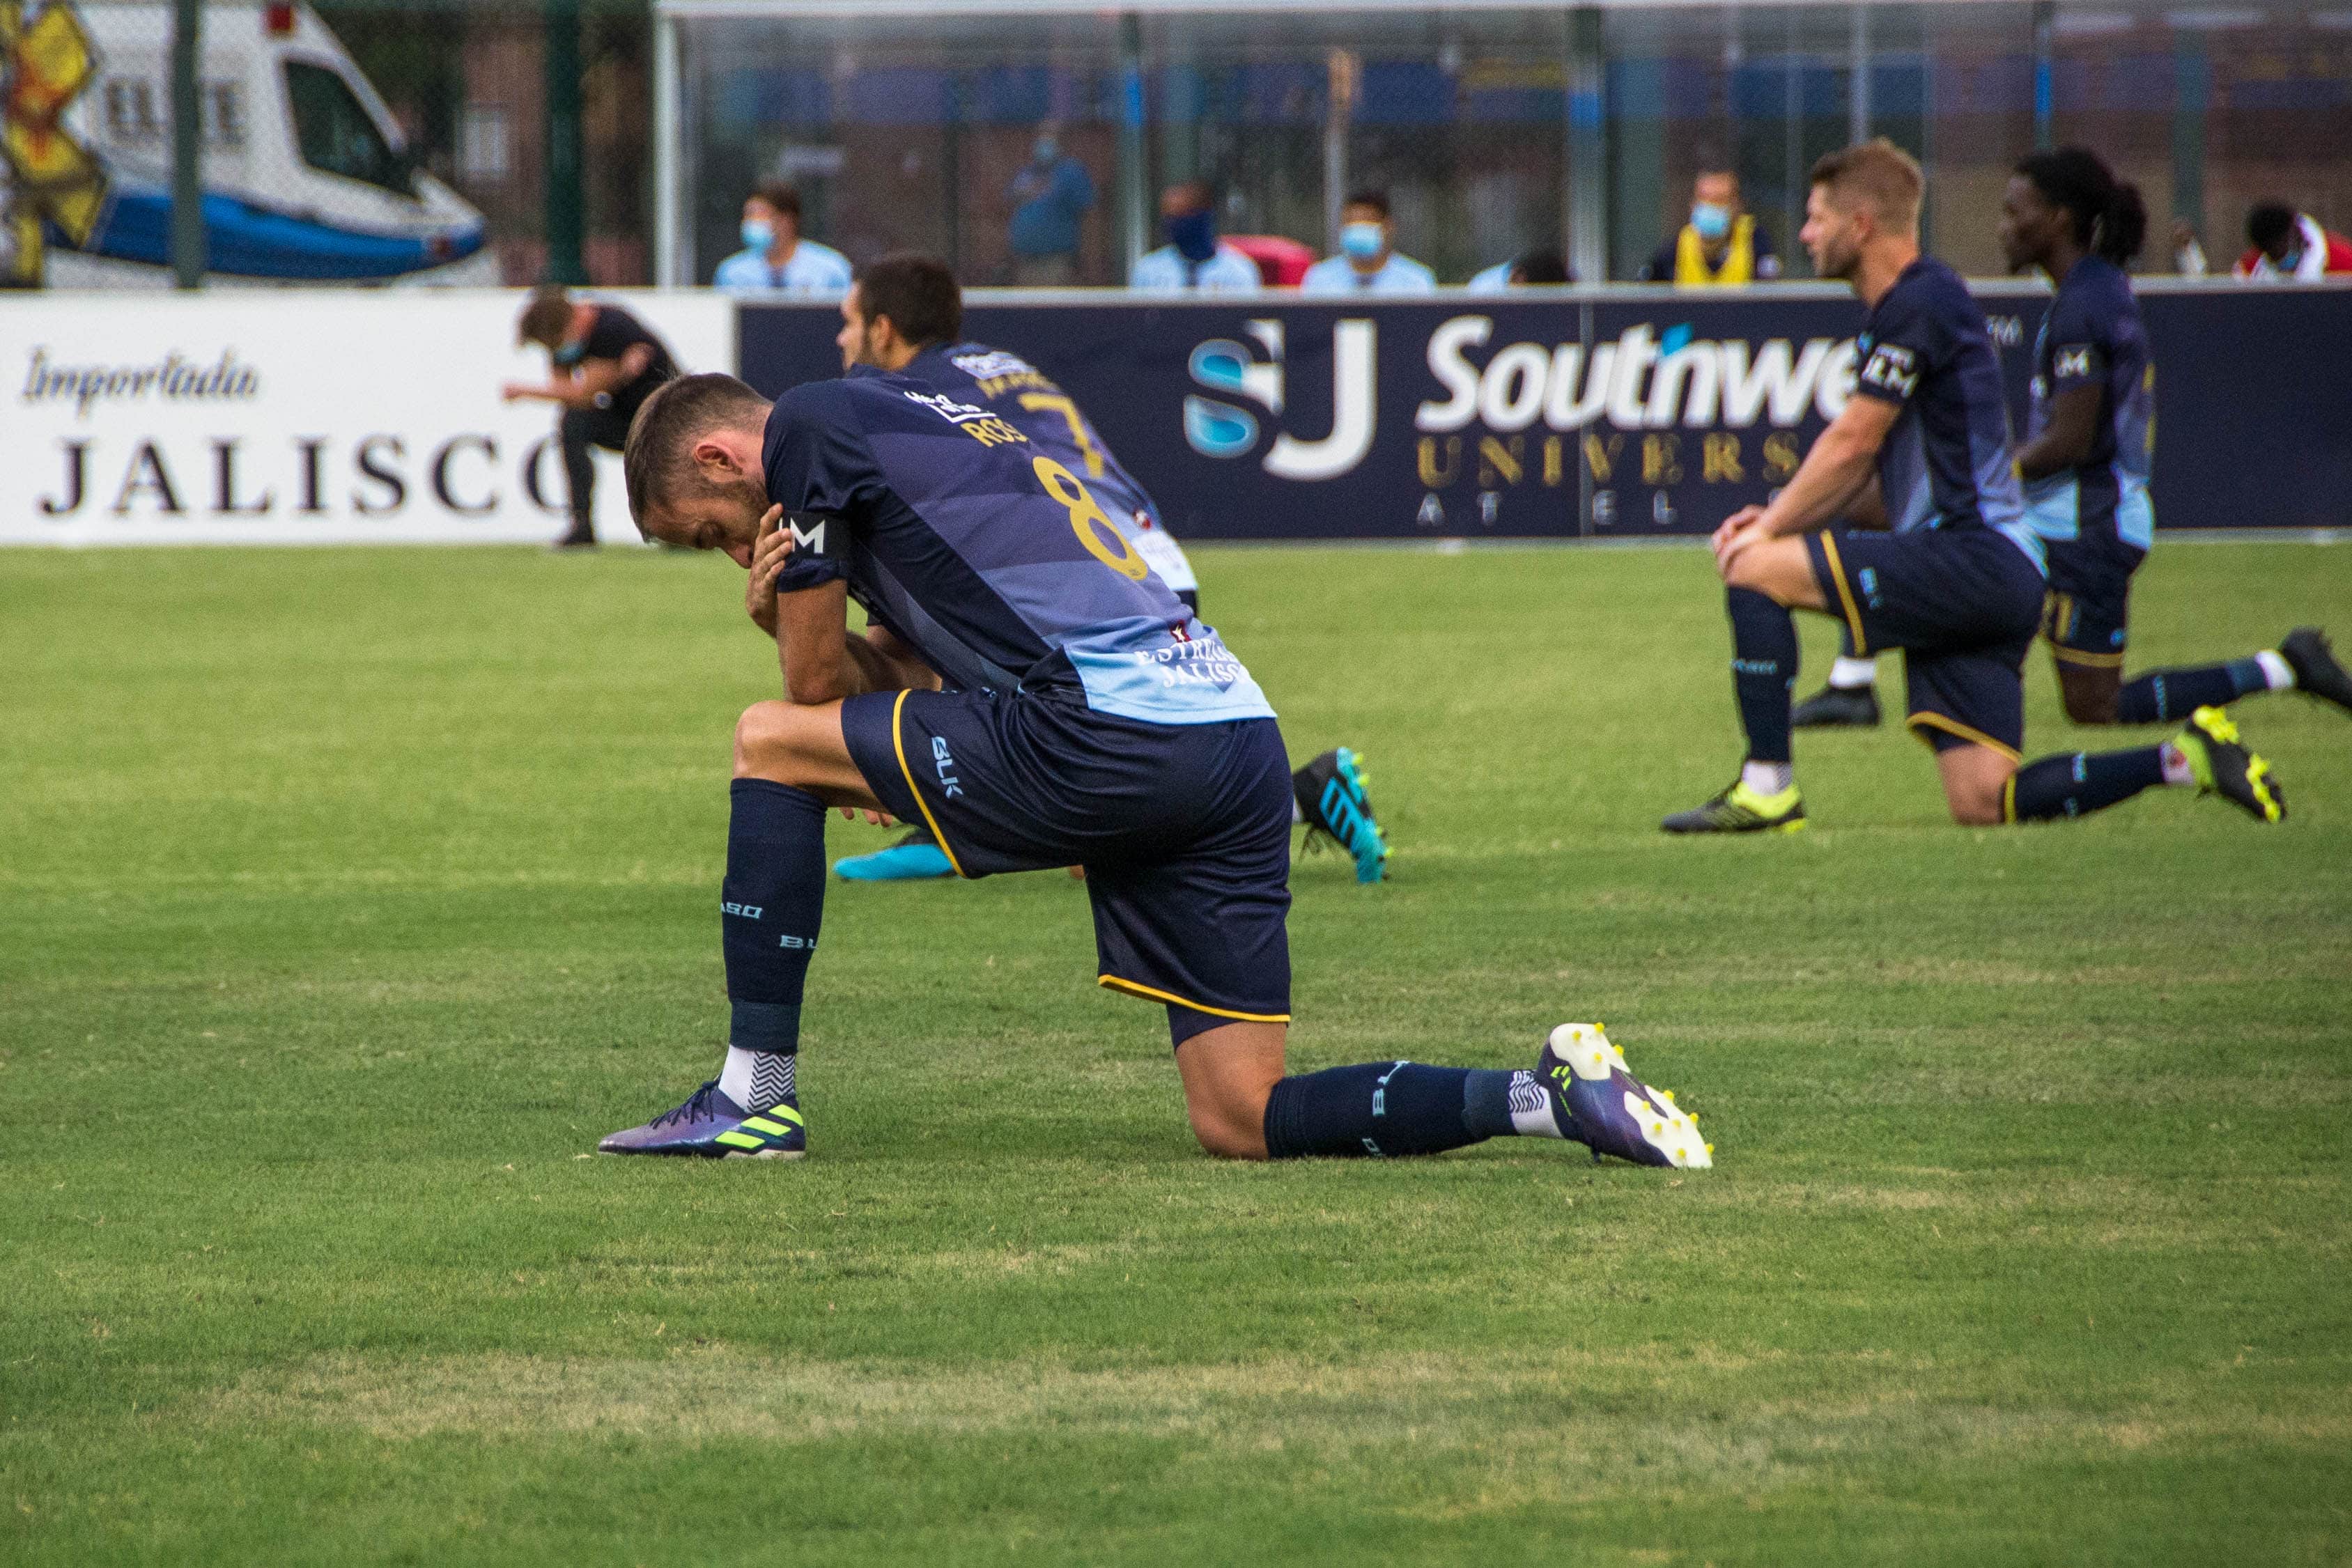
[1661,779,1806,835]
[2174,707,2285,824]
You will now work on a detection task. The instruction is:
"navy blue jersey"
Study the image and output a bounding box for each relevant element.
[2022,255,2155,548]
[764,369,1272,727]
[1852,257,2042,570]
[904,343,1198,591]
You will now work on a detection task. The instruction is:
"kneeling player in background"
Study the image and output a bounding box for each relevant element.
[602,369,1708,1168]
[1790,148,2352,735]
[812,255,1388,886]
[1665,140,2283,834]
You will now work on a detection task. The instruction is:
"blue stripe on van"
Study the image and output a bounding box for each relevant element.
[61,185,485,280]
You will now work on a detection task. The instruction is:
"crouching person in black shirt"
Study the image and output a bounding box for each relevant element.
[507,286,679,547]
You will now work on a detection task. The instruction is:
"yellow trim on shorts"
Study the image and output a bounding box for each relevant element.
[1905,711,2024,765]
[1097,974,1290,1024]
[1817,533,1870,655]
[2050,644,2126,668]
[889,689,968,878]
[2002,774,2018,824]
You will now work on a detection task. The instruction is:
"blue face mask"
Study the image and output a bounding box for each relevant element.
[1033,136,1059,164]
[551,340,587,368]
[1691,202,1732,241]
[741,218,775,251]
[1340,221,1385,261]
[1167,209,1217,263]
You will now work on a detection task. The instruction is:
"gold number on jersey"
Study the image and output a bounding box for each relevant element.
[1032,456,1147,580]
[1016,393,1106,477]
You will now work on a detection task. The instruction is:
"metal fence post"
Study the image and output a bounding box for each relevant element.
[543,0,585,284]
[169,0,203,288]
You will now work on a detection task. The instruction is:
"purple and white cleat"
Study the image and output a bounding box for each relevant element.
[596,1080,805,1159]
[1538,1023,1712,1170]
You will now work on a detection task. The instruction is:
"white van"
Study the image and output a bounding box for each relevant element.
[17,0,493,286]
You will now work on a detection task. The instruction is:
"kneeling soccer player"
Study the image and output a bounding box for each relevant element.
[603,369,1708,1167]
[810,254,1386,887]
[1664,140,2284,834]
[1790,146,2352,735]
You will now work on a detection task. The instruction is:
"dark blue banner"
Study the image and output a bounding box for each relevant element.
[738,285,2352,539]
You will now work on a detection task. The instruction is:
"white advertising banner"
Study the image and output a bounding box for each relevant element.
[1,290,736,545]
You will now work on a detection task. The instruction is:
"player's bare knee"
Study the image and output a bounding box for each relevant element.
[1945,779,2009,826]
[732,701,805,782]
[2061,687,2119,727]
[1187,1108,1267,1161]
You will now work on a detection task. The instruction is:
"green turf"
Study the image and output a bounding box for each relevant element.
[3,541,2349,1566]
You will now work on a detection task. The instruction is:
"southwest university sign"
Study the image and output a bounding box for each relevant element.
[2,282,2344,543]
[739,282,2352,540]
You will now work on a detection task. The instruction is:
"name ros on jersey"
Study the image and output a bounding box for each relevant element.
[903,388,1026,449]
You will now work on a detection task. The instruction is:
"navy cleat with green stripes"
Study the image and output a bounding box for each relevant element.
[596,1080,807,1159]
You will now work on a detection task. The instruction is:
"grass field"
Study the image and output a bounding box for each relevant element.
[4,539,2349,1566]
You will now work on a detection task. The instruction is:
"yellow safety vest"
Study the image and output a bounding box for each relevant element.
[1673,215,1756,285]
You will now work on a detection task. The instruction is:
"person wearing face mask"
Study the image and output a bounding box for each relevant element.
[713,183,853,296]
[504,286,679,548]
[1006,122,1097,286]
[1639,166,1781,285]
[1299,190,1437,295]
[1130,181,1263,291]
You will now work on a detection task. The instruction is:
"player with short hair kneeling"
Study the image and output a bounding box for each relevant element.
[603,367,1708,1169]
[1665,140,2284,835]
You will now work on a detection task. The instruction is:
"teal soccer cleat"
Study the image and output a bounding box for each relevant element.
[835,828,956,881]
[1294,747,1390,883]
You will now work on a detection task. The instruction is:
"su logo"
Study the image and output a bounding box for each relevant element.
[1182,318,1377,481]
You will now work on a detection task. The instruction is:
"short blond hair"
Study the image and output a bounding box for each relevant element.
[1810,138,1924,233]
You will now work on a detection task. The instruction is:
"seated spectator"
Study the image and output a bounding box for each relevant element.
[2234,202,2352,281]
[1300,191,1437,295]
[1466,248,1575,290]
[713,183,853,295]
[1638,166,1780,284]
[1131,181,1263,290]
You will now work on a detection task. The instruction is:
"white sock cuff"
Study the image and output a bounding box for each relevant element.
[1741,760,1795,797]
[2256,649,2295,691]
[1829,655,1879,689]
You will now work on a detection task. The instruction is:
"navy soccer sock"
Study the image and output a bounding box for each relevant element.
[1264,1062,1510,1158]
[2117,659,2265,724]
[1726,587,1800,766]
[718,779,828,1106]
[2008,746,2167,821]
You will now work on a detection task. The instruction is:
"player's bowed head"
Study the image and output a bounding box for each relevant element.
[621,372,779,563]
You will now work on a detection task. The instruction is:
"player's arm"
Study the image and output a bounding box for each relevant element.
[500,345,655,407]
[743,509,931,706]
[2014,382,2100,481]
[1745,394,1900,538]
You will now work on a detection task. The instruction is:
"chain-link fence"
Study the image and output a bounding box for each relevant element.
[1,0,647,288]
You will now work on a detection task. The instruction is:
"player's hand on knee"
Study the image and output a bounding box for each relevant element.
[1712,509,1771,580]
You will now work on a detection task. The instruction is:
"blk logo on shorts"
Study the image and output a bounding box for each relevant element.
[931,736,964,798]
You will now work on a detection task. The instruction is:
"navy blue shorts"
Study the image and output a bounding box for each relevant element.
[841,686,1292,1044]
[1804,527,2045,761]
[2041,527,2145,670]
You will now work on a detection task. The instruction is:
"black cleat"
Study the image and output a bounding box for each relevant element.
[1790,683,1881,728]
[2174,707,2285,824]
[2280,628,2352,717]
[1660,779,1806,835]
